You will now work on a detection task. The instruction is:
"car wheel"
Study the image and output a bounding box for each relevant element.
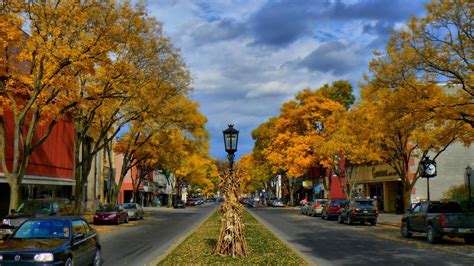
[65,257,73,266]
[427,225,439,244]
[134,213,138,220]
[347,215,353,225]
[401,222,412,238]
[370,220,377,226]
[338,214,343,224]
[125,216,129,223]
[93,249,101,266]
[321,212,326,220]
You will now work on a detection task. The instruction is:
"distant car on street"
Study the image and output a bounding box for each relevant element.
[0,217,101,266]
[186,198,199,206]
[300,202,312,215]
[321,199,347,220]
[338,199,378,225]
[174,200,186,209]
[271,199,285,207]
[123,203,144,220]
[94,204,128,225]
[307,199,328,216]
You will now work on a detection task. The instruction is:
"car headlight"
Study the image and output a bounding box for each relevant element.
[108,214,116,218]
[34,253,54,262]
[0,255,3,261]
[2,219,10,226]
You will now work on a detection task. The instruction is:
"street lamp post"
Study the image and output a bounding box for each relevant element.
[466,166,472,208]
[223,124,239,176]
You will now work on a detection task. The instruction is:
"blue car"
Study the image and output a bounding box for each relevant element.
[0,217,101,265]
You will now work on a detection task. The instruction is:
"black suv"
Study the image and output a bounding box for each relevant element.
[338,199,378,225]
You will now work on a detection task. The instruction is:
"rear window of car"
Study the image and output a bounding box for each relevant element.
[123,203,136,209]
[99,204,117,211]
[428,202,462,213]
[330,200,346,206]
[354,201,374,208]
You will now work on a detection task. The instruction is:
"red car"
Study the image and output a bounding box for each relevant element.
[93,204,128,225]
[321,199,347,220]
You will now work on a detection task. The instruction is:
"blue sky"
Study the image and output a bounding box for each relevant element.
[147,0,428,160]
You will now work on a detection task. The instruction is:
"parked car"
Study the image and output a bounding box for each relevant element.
[300,202,312,215]
[401,201,474,244]
[186,198,199,206]
[123,203,144,220]
[245,200,257,208]
[271,199,285,207]
[307,199,328,216]
[338,199,378,225]
[174,200,186,209]
[1,198,72,236]
[321,199,347,220]
[93,204,128,225]
[0,217,101,266]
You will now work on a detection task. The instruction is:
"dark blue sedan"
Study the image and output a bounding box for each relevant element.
[0,217,101,265]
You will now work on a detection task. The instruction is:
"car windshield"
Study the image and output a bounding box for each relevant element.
[16,201,52,215]
[99,204,117,212]
[123,203,136,209]
[355,201,374,208]
[13,220,70,239]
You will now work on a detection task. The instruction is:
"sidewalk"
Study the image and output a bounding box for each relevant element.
[377,213,402,227]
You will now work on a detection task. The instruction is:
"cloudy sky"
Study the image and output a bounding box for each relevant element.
[147,0,428,160]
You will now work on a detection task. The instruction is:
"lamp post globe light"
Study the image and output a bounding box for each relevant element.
[223,124,239,175]
[466,165,472,208]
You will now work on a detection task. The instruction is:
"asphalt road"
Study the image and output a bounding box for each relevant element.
[248,207,474,266]
[100,203,217,266]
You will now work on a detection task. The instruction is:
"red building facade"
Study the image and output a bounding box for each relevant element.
[0,111,75,216]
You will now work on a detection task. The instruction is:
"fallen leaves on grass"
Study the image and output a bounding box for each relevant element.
[158,210,307,265]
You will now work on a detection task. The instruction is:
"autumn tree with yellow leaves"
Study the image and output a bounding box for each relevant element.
[0,1,212,214]
[0,1,152,211]
[368,0,473,130]
[262,88,345,205]
[358,0,473,208]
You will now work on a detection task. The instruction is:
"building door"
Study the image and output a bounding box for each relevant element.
[124,190,133,203]
[369,183,384,211]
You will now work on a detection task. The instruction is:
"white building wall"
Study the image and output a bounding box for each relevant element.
[412,142,474,202]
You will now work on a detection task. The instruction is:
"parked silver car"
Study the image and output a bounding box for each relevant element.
[307,199,328,217]
[123,203,144,220]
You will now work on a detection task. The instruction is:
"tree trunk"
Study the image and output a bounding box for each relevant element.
[8,181,20,213]
[289,190,294,206]
[168,193,173,208]
[214,168,248,257]
[73,135,94,215]
[403,183,412,210]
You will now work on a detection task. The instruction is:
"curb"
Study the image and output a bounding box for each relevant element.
[146,206,218,266]
[246,209,317,266]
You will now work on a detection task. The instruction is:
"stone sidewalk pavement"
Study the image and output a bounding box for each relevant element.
[377,213,402,227]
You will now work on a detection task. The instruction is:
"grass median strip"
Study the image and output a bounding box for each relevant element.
[158,209,307,265]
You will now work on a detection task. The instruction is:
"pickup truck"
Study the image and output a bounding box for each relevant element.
[0,198,72,238]
[401,201,474,244]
